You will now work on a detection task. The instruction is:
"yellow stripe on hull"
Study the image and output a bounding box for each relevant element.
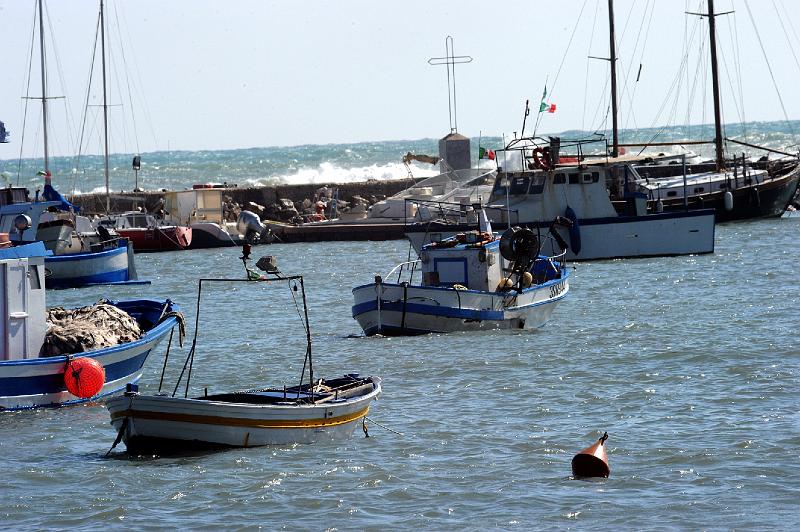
[111,405,370,429]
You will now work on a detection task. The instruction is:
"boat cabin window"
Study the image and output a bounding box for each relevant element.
[693,187,705,193]
[509,175,530,195]
[126,214,150,228]
[528,175,546,194]
[719,183,729,189]
[28,265,42,290]
[553,173,566,184]
[568,174,580,184]
[492,176,509,197]
[666,191,678,197]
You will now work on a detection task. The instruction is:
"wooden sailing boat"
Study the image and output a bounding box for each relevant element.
[613,0,800,221]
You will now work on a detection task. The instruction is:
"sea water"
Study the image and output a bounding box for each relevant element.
[1,216,798,529]
[1,123,799,528]
[3,120,800,196]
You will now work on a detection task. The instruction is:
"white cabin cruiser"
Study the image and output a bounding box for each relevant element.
[406,137,716,261]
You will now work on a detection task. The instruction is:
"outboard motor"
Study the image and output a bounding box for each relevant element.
[236,210,271,244]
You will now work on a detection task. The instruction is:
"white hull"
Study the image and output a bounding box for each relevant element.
[352,278,568,335]
[408,211,715,261]
[106,379,381,450]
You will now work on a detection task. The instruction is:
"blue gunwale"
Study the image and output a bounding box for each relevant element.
[0,299,179,367]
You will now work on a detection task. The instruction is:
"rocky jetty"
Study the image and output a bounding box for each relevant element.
[69,179,419,222]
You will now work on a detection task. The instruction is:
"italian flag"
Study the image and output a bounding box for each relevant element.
[479,147,496,160]
[538,85,556,113]
[539,102,556,113]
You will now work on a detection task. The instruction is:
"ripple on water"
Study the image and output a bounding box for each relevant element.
[2,220,799,529]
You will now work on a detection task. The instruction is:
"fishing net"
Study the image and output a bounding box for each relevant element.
[40,302,142,357]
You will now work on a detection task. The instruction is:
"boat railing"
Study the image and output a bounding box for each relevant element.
[384,259,422,284]
[531,246,569,283]
[404,197,517,228]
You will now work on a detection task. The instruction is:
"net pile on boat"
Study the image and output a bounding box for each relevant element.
[40,302,142,357]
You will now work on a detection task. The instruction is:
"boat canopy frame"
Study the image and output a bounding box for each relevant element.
[168,249,316,401]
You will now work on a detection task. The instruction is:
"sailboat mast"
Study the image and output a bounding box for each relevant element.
[100,0,110,212]
[37,0,49,173]
[707,0,725,171]
[608,0,619,158]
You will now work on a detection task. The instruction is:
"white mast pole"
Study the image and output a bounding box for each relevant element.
[100,0,110,213]
[38,0,50,174]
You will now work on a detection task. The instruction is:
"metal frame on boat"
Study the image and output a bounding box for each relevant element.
[105,248,381,453]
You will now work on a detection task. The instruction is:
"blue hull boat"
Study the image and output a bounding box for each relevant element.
[0,243,179,410]
[44,238,139,289]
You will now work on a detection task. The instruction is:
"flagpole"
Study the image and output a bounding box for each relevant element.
[532,77,548,140]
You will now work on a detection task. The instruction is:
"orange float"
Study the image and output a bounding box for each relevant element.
[64,358,106,398]
[571,432,610,478]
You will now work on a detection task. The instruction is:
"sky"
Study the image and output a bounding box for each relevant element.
[2,0,800,158]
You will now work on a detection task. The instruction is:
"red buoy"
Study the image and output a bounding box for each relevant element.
[64,358,106,398]
[571,432,610,478]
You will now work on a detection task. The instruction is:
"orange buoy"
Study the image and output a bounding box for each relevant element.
[571,432,610,478]
[64,357,106,398]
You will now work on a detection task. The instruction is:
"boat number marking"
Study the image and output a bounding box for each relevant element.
[549,282,565,299]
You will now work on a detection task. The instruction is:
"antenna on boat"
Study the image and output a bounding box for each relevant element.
[520,100,531,139]
[428,36,473,134]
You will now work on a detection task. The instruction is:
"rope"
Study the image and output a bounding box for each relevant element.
[105,417,129,456]
[157,310,186,346]
[743,0,795,136]
[364,416,404,436]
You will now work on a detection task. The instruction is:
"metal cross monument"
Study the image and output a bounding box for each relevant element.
[428,36,472,134]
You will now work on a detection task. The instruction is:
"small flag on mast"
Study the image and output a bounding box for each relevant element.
[539,84,556,114]
[479,147,496,160]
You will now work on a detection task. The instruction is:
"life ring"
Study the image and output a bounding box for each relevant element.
[499,226,540,262]
[532,147,551,170]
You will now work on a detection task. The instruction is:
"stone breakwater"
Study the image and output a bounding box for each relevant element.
[68,179,419,219]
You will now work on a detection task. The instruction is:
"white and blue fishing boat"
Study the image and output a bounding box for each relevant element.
[353,216,570,335]
[0,241,181,410]
[0,184,142,289]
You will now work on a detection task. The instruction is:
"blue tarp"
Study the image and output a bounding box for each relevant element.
[42,183,80,213]
[0,242,52,260]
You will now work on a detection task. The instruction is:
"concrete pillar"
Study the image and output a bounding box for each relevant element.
[438,132,471,171]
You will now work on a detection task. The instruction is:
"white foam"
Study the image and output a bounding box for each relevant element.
[242,162,439,187]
